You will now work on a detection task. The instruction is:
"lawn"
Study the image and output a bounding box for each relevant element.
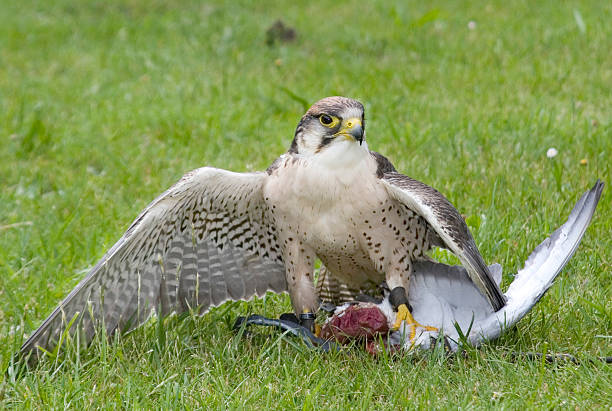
[0,0,610,408]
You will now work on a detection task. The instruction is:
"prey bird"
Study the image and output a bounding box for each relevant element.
[18,96,506,363]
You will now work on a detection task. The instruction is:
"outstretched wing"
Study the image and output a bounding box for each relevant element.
[20,167,287,362]
[381,172,506,311]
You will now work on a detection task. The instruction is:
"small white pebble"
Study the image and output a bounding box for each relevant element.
[546,147,558,158]
[468,21,477,30]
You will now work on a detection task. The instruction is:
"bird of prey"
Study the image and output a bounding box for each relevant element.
[18,96,506,363]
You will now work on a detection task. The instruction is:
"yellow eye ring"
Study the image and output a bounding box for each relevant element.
[319,114,339,128]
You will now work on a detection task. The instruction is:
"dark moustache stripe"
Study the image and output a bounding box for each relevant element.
[316,136,336,153]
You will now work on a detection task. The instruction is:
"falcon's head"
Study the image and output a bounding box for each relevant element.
[289,96,366,156]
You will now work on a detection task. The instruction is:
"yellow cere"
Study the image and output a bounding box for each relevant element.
[334,117,362,140]
[344,118,362,129]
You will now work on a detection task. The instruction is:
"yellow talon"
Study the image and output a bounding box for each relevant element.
[392,304,410,331]
[392,304,438,340]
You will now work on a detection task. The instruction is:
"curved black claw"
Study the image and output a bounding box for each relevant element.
[233,314,339,352]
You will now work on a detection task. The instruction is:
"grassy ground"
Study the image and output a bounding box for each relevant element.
[1,0,610,408]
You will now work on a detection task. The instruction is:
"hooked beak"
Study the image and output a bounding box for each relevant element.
[334,118,364,145]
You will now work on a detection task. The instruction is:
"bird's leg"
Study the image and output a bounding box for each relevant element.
[284,241,319,334]
[386,257,438,340]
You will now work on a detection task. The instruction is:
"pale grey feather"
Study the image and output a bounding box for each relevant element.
[20,167,287,362]
[464,179,604,346]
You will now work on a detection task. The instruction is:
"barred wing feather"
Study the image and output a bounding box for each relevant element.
[381,172,506,311]
[20,167,287,362]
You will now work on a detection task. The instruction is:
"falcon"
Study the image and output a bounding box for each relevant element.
[18,96,506,362]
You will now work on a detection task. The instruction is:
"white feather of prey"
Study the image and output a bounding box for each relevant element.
[369,180,603,352]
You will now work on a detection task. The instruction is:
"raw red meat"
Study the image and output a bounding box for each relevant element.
[320,304,389,344]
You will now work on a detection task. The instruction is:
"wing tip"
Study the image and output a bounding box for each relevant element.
[480,267,506,312]
[592,179,604,201]
[490,289,507,312]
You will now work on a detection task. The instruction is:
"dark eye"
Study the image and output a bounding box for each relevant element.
[320,114,333,125]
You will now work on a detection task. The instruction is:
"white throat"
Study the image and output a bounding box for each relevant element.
[310,139,372,186]
[316,139,369,169]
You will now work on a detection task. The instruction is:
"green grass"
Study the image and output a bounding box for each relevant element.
[1,0,610,408]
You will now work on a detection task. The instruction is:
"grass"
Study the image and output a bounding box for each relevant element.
[0,0,610,408]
